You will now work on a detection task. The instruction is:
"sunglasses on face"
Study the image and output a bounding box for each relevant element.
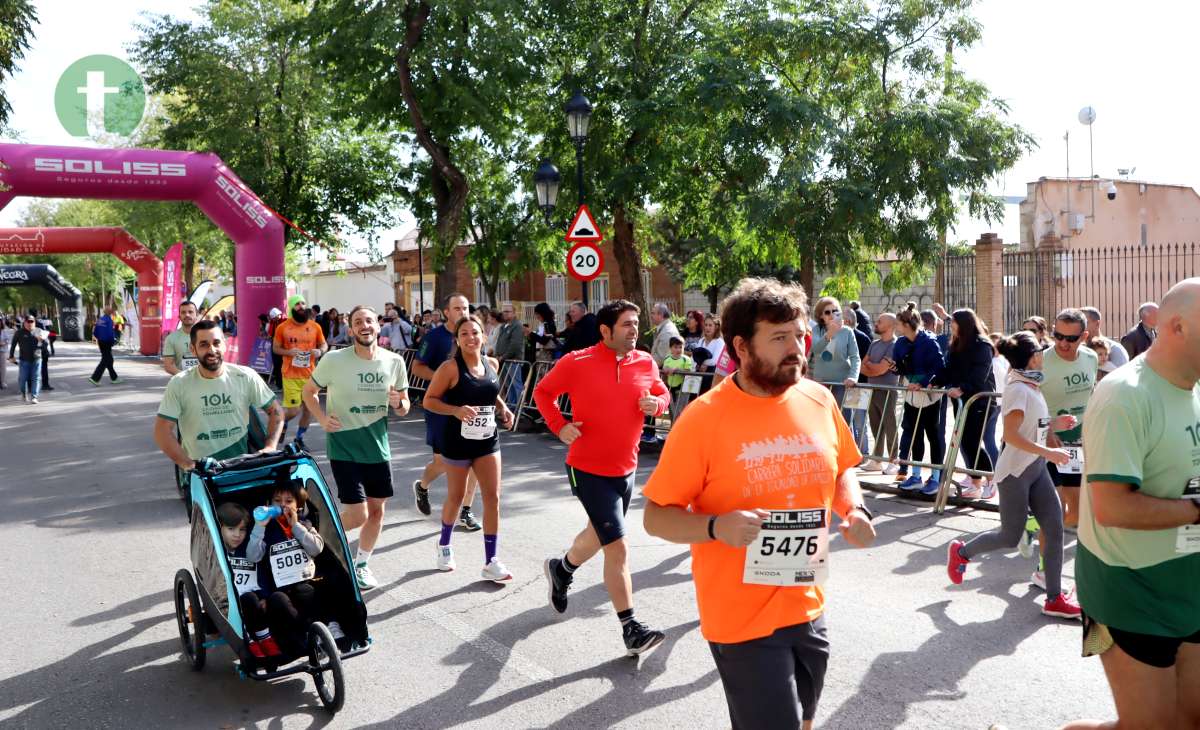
[826,309,841,318]
[1052,331,1082,343]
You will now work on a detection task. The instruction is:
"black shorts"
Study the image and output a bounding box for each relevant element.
[709,616,830,727]
[330,460,394,504]
[1083,612,1200,669]
[1047,462,1082,488]
[566,465,633,546]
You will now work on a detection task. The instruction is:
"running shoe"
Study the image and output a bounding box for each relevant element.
[259,635,282,657]
[622,620,666,656]
[326,621,346,640]
[437,544,456,571]
[413,480,431,516]
[947,540,969,585]
[981,480,997,500]
[30,397,38,404]
[247,639,266,658]
[919,478,942,497]
[1042,591,1082,620]
[860,460,883,472]
[481,557,513,584]
[293,435,309,452]
[883,463,901,475]
[42,385,54,391]
[88,377,100,386]
[1017,528,1036,559]
[543,557,571,613]
[111,377,123,384]
[1030,571,1046,591]
[897,475,924,490]
[355,562,379,591]
[958,481,983,500]
[459,507,482,532]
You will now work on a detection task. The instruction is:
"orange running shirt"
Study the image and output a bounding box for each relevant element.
[273,319,326,380]
[642,376,861,644]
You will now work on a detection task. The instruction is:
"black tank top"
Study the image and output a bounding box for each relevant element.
[440,350,501,459]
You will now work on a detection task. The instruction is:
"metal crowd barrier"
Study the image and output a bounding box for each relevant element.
[820,381,1003,514]
[398,347,532,433]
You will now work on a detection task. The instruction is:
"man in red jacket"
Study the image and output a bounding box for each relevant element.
[534,299,671,656]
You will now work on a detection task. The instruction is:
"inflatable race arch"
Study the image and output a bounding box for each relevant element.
[0,263,83,338]
[0,143,285,363]
[0,227,163,354]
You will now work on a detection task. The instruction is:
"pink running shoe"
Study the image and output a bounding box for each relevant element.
[947,540,969,585]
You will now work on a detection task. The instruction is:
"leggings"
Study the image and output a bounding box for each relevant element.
[267,582,320,656]
[239,592,270,634]
[958,401,996,473]
[960,457,1064,598]
[899,402,944,473]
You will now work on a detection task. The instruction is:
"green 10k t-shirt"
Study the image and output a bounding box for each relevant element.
[162,330,197,371]
[1078,357,1200,637]
[310,347,408,463]
[1040,347,1098,443]
[157,364,277,460]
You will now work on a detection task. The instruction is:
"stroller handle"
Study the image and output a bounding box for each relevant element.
[194,443,304,476]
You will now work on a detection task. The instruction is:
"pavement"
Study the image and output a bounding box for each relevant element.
[0,343,1115,729]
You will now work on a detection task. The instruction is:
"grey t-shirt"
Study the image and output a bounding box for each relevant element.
[866,338,898,385]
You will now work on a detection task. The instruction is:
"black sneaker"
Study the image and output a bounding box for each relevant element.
[412,480,431,516]
[458,507,482,532]
[543,558,572,613]
[622,620,666,656]
[293,435,309,452]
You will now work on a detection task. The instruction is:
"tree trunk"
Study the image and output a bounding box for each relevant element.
[612,202,646,316]
[706,285,720,313]
[183,244,196,297]
[800,255,815,299]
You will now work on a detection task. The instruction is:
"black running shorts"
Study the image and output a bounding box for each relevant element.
[1083,612,1200,669]
[330,459,394,504]
[566,465,633,546]
[709,616,830,727]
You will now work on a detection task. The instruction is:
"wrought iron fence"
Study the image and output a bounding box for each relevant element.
[941,254,977,315]
[1000,249,1047,333]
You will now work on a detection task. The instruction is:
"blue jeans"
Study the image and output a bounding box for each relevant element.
[829,384,867,449]
[18,359,40,398]
[504,362,526,412]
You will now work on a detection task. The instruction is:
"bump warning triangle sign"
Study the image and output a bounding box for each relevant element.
[565,204,603,242]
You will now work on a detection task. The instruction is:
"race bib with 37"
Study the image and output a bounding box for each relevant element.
[229,556,261,595]
[269,539,311,587]
[743,509,830,587]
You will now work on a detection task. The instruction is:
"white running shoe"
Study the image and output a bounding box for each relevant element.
[980,479,997,500]
[326,621,345,640]
[355,562,379,590]
[883,463,900,475]
[481,557,513,584]
[958,482,983,500]
[860,460,883,472]
[1030,571,1046,591]
[437,544,456,572]
[1017,529,1036,559]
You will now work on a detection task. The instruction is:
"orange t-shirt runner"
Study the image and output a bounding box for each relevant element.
[642,376,861,644]
[273,319,326,379]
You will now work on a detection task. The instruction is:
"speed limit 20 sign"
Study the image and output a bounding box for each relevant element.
[566,241,604,282]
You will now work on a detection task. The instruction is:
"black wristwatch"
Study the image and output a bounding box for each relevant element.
[850,504,874,522]
[707,515,719,540]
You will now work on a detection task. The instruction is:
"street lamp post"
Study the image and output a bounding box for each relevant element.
[534,90,594,309]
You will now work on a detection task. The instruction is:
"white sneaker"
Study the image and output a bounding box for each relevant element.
[30,397,38,404]
[981,480,997,500]
[860,460,883,472]
[1017,529,1036,559]
[1030,571,1046,591]
[959,481,983,500]
[481,557,513,584]
[437,544,456,571]
[326,621,345,640]
[354,562,379,590]
[883,463,900,475]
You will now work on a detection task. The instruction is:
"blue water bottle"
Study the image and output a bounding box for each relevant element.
[253,505,282,522]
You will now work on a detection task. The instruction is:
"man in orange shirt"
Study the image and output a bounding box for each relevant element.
[643,277,876,730]
[272,295,327,450]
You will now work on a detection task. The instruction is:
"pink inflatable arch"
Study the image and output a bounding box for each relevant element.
[0,227,163,355]
[0,143,285,364]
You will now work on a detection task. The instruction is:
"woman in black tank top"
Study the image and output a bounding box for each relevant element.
[422,315,516,584]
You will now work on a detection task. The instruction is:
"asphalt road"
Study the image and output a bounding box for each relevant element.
[0,344,1115,729]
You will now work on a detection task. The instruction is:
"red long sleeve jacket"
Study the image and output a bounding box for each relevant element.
[533,343,670,477]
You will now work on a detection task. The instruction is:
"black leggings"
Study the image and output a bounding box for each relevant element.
[239,592,270,634]
[899,402,944,473]
[266,582,320,657]
[958,401,997,473]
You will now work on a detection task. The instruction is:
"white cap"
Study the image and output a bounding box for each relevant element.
[269,307,282,318]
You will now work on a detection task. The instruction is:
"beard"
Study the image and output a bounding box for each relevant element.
[292,309,309,323]
[355,332,376,347]
[201,351,223,372]
[742,348,802,396]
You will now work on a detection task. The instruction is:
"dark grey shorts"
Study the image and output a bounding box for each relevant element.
[709,615,830,727]
[565,465,633,546]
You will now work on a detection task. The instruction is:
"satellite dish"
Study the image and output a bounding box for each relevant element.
[1078,106,1097,125]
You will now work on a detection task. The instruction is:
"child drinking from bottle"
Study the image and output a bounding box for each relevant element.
[216,502,281,658]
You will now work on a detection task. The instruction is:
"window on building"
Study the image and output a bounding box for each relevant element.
[474,278,509,307]
[642,270,654,303]
[590,275,610,307]
[545,275,568,322]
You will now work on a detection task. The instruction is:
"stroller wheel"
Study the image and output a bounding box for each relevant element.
[173,569,206,671]
[308,622,345,713]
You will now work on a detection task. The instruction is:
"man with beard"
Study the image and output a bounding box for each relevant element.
[162,301,203,375]
[534,299,671,657]
[154,320,284,472]
[301,306,410,590]
[272,295,327,450]
[642,277,876,730]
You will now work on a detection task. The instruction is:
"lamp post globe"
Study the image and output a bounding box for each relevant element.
[565,90,593,143]
[533,159,561,224]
